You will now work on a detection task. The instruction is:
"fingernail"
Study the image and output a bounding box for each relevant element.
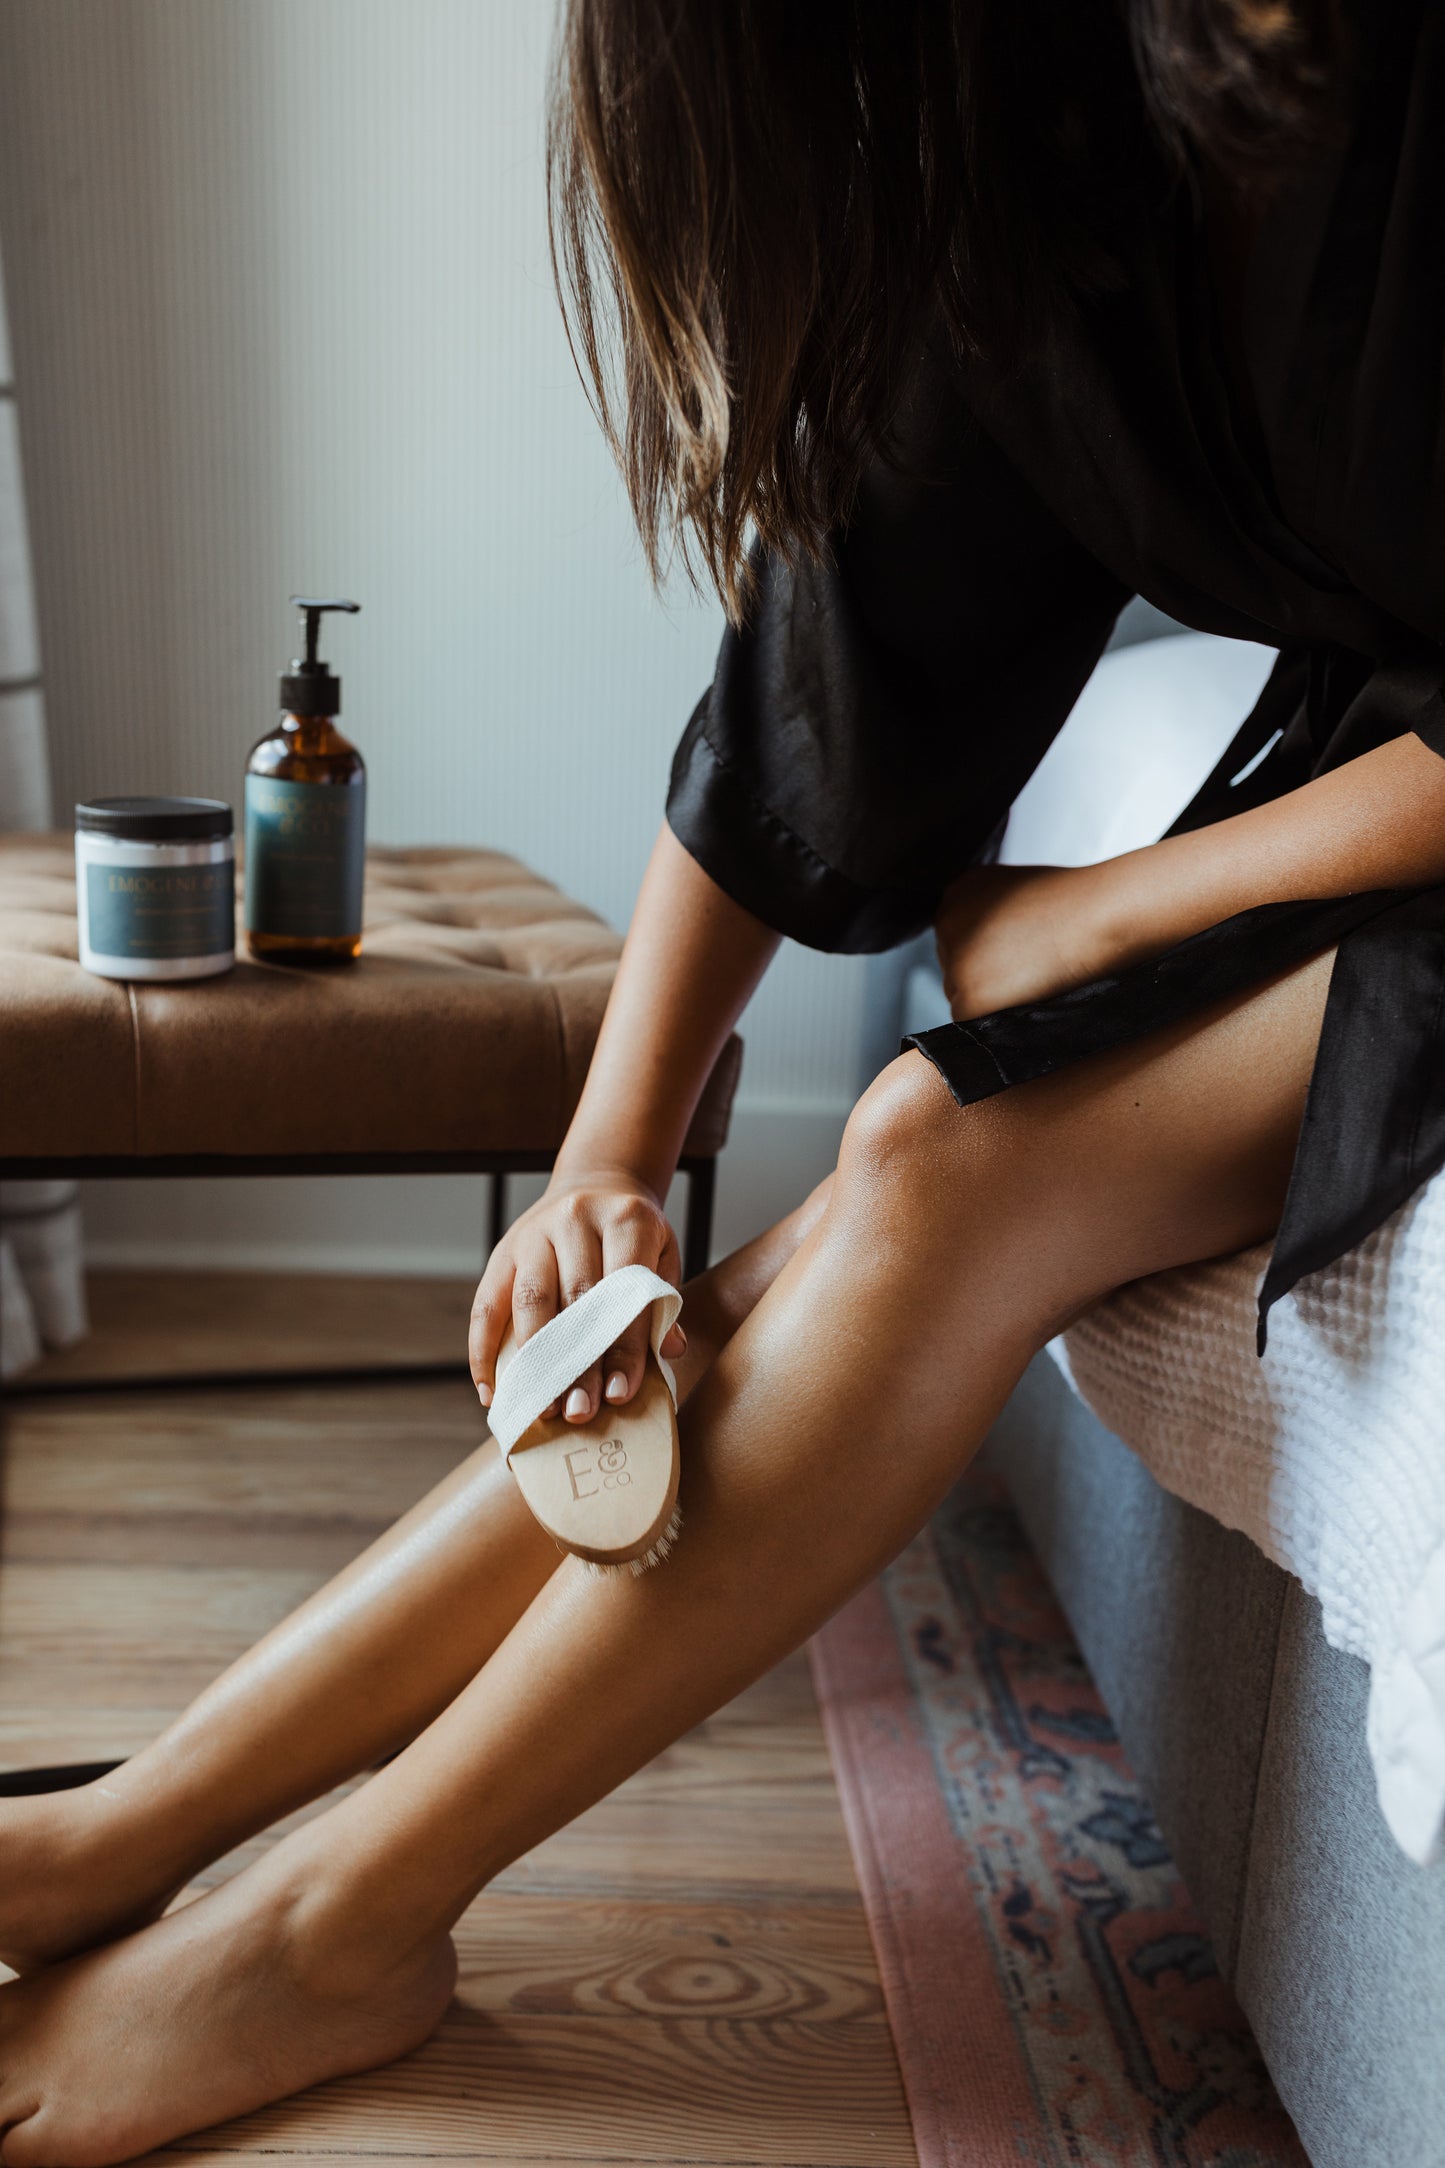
[565,1386,590,1420]
[674,1325,687,1350]
[605,1370,628,1402]
[477,1381,492,1408]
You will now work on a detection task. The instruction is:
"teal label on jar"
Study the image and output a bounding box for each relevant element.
[86,859,234,960]
[244,776,366,940]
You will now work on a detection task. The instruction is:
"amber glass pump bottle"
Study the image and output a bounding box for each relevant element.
[244,598,365,963]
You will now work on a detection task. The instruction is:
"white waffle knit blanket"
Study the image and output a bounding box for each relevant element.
[1057,1173,1445,1867]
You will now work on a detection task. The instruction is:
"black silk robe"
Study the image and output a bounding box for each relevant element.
[664,0,1445,1347]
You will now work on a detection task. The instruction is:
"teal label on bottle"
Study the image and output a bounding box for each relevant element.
[86,859,234,960]
[244,776,366,940]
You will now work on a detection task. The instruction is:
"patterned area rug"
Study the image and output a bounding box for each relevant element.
[810,1464,1307,2168]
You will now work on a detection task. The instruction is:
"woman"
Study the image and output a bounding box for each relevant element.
[2,0,1443,2158]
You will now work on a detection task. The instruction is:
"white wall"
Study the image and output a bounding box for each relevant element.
[0,0,863,1272]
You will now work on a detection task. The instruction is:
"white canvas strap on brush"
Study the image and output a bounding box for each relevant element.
[489,1265,684,1571]
[488,1264,682,1459]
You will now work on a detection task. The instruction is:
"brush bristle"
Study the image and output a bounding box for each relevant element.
[582,1506,683,1578]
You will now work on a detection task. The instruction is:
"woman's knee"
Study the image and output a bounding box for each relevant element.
[837,1052,978,1210]
[835,1048,1075,1248]
[830,1051,1074,1345]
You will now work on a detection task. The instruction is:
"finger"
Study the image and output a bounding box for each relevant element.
[469,1256,517,1407]
[552,1208,605,1424]
[606,1322,687,1404]
[656,1219,688,1362]
[657,1217,683,1290]
[506,1242,568,1418]
[510,1241,560,1349]
[548,1205,606,1422]
[598,1200,669,1405]
[565,1365,602,1423]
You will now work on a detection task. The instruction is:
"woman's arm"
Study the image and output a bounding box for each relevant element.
[1100,730,1445,958]
[469,823,779,1416]
[551,824,778,1199]
[939,731,1445,1019]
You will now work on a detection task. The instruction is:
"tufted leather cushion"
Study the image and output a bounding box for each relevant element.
[0,835,741,1161]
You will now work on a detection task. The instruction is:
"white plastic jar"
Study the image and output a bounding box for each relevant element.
[75,796,235,981]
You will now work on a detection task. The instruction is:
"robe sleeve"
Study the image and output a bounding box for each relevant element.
[666,412,1132,953]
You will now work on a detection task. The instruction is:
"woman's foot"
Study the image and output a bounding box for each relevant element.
[0,1787,182,1975]
[0,1841,455,2166]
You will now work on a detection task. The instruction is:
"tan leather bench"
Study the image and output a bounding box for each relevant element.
[0,832,741,1275]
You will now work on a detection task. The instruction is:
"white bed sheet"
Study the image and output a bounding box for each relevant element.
[1007,630,1445,1864]
[1056,1184,1445,1865]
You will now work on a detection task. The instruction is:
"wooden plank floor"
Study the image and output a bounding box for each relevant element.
[2,1274,917,2168]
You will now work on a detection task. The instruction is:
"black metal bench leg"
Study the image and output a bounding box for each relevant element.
[681,1157,717,1282]
[488,1170,508,1256]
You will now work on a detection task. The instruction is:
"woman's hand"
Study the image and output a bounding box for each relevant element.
[468,1172,687,1425]
[465,825,775,1432]
[934,862,1124,1019]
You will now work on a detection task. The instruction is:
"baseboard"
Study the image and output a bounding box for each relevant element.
[78,1097,851,1278]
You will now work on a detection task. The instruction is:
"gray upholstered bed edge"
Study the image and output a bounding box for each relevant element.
[984,1353,1445,2168]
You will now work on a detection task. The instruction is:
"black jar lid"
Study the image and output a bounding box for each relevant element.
[75,795,233,842]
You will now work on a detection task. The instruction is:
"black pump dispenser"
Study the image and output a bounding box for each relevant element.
[281,597,360,717]
[246,592,367,961]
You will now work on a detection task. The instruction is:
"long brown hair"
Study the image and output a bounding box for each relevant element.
[548,0,1341,619]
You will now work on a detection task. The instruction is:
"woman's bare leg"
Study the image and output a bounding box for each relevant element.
[0,1187,830,1975]
[0,952,1334,2167]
